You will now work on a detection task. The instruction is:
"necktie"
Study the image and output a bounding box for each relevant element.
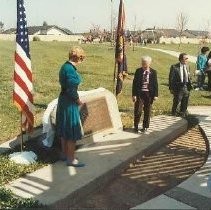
[183,65,187,84]
[144,71,149,83]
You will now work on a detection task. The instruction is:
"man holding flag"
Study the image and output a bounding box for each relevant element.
[115,0,128,96]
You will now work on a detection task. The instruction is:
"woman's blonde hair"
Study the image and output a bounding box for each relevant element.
[69,46,85,63]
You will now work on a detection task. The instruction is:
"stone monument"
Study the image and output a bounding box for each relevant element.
[42,88,123,147]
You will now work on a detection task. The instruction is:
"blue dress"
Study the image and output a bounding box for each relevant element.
[56,62,82,141]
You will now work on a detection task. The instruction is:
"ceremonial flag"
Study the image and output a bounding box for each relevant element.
[115,0,127,96]
[13,0,34,132]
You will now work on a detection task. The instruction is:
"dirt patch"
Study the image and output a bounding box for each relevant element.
[73,126,208,209]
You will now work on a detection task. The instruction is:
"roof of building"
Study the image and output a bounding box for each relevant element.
[185,30,209,38]
[3,25,73,35]
[155,29,181,38]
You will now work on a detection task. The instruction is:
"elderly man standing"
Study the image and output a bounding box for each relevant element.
[132,56,158,133]
[169,53,192,117]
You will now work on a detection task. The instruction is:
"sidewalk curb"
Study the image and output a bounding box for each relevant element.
[51,118,188,209]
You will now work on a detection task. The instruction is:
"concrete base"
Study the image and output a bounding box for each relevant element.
[6,115,187,207]
[9,151,37,165]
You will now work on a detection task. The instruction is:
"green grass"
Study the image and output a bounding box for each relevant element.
[0,154,44,209]
[0,41,211,143]
[0,187,41,209]
[0,154,43,185]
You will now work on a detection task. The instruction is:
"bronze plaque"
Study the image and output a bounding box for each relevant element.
[80,97,113,135]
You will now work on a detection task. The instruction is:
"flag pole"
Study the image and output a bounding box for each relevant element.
[113,61,117,95]
[9,0,37,165]
[20,112,24,152]
[110,0,114,46]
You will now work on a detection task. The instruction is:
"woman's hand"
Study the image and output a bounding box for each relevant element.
[76,99,84,106]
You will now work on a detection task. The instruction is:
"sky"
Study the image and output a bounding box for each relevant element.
[1,0,211,32]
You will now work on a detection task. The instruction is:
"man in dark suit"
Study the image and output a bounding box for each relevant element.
[169,53,192,117]
[132,56,158,133]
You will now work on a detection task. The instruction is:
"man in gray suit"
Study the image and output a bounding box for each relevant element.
[169,53,192,117]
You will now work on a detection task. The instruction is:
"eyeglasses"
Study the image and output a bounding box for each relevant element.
[183,57,188,60]
[80,55,85,61]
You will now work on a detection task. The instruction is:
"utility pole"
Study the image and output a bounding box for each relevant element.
[111,0,114,46]
[73,16,76,34]
[134,15,137,32]
[133,15,137,51]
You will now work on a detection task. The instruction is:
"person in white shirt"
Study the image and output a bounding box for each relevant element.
[169,53,192,117]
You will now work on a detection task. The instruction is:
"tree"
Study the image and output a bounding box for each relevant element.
[42,21,48,27]
[176,12,188,47]
[90,24,101,38]
[0,21,4,33]
[202,20,211,42]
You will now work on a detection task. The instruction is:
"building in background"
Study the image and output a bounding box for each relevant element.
[0,25,84,42]
[3,25,73,35]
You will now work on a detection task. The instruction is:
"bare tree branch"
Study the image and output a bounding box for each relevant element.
[176,12,188,47]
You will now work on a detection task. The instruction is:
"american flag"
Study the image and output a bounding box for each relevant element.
[13,0,34,132]
[115,0,127,96]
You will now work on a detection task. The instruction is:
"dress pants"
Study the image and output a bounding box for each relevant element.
[172,86,190,115]
[197,74,205,89]
[134,92,152,129]
[207,71,211,91]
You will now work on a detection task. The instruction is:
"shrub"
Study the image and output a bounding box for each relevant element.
[33,36,41,41]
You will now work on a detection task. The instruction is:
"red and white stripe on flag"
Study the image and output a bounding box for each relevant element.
[14,44,34,132]
[13,0,34,132]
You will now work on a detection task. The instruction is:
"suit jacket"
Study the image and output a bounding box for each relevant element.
[132,67,158,98]
[169,63,192,92]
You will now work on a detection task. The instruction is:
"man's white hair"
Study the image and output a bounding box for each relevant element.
[141,56,152,63]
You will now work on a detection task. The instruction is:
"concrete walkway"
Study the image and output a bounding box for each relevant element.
[143,47,197,63]
[5,115,187,207]
[132,106,211,210]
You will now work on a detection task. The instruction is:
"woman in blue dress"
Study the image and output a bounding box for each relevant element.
[56,46,85,167]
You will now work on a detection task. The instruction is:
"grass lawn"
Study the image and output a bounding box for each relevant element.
[0,41,211,144]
